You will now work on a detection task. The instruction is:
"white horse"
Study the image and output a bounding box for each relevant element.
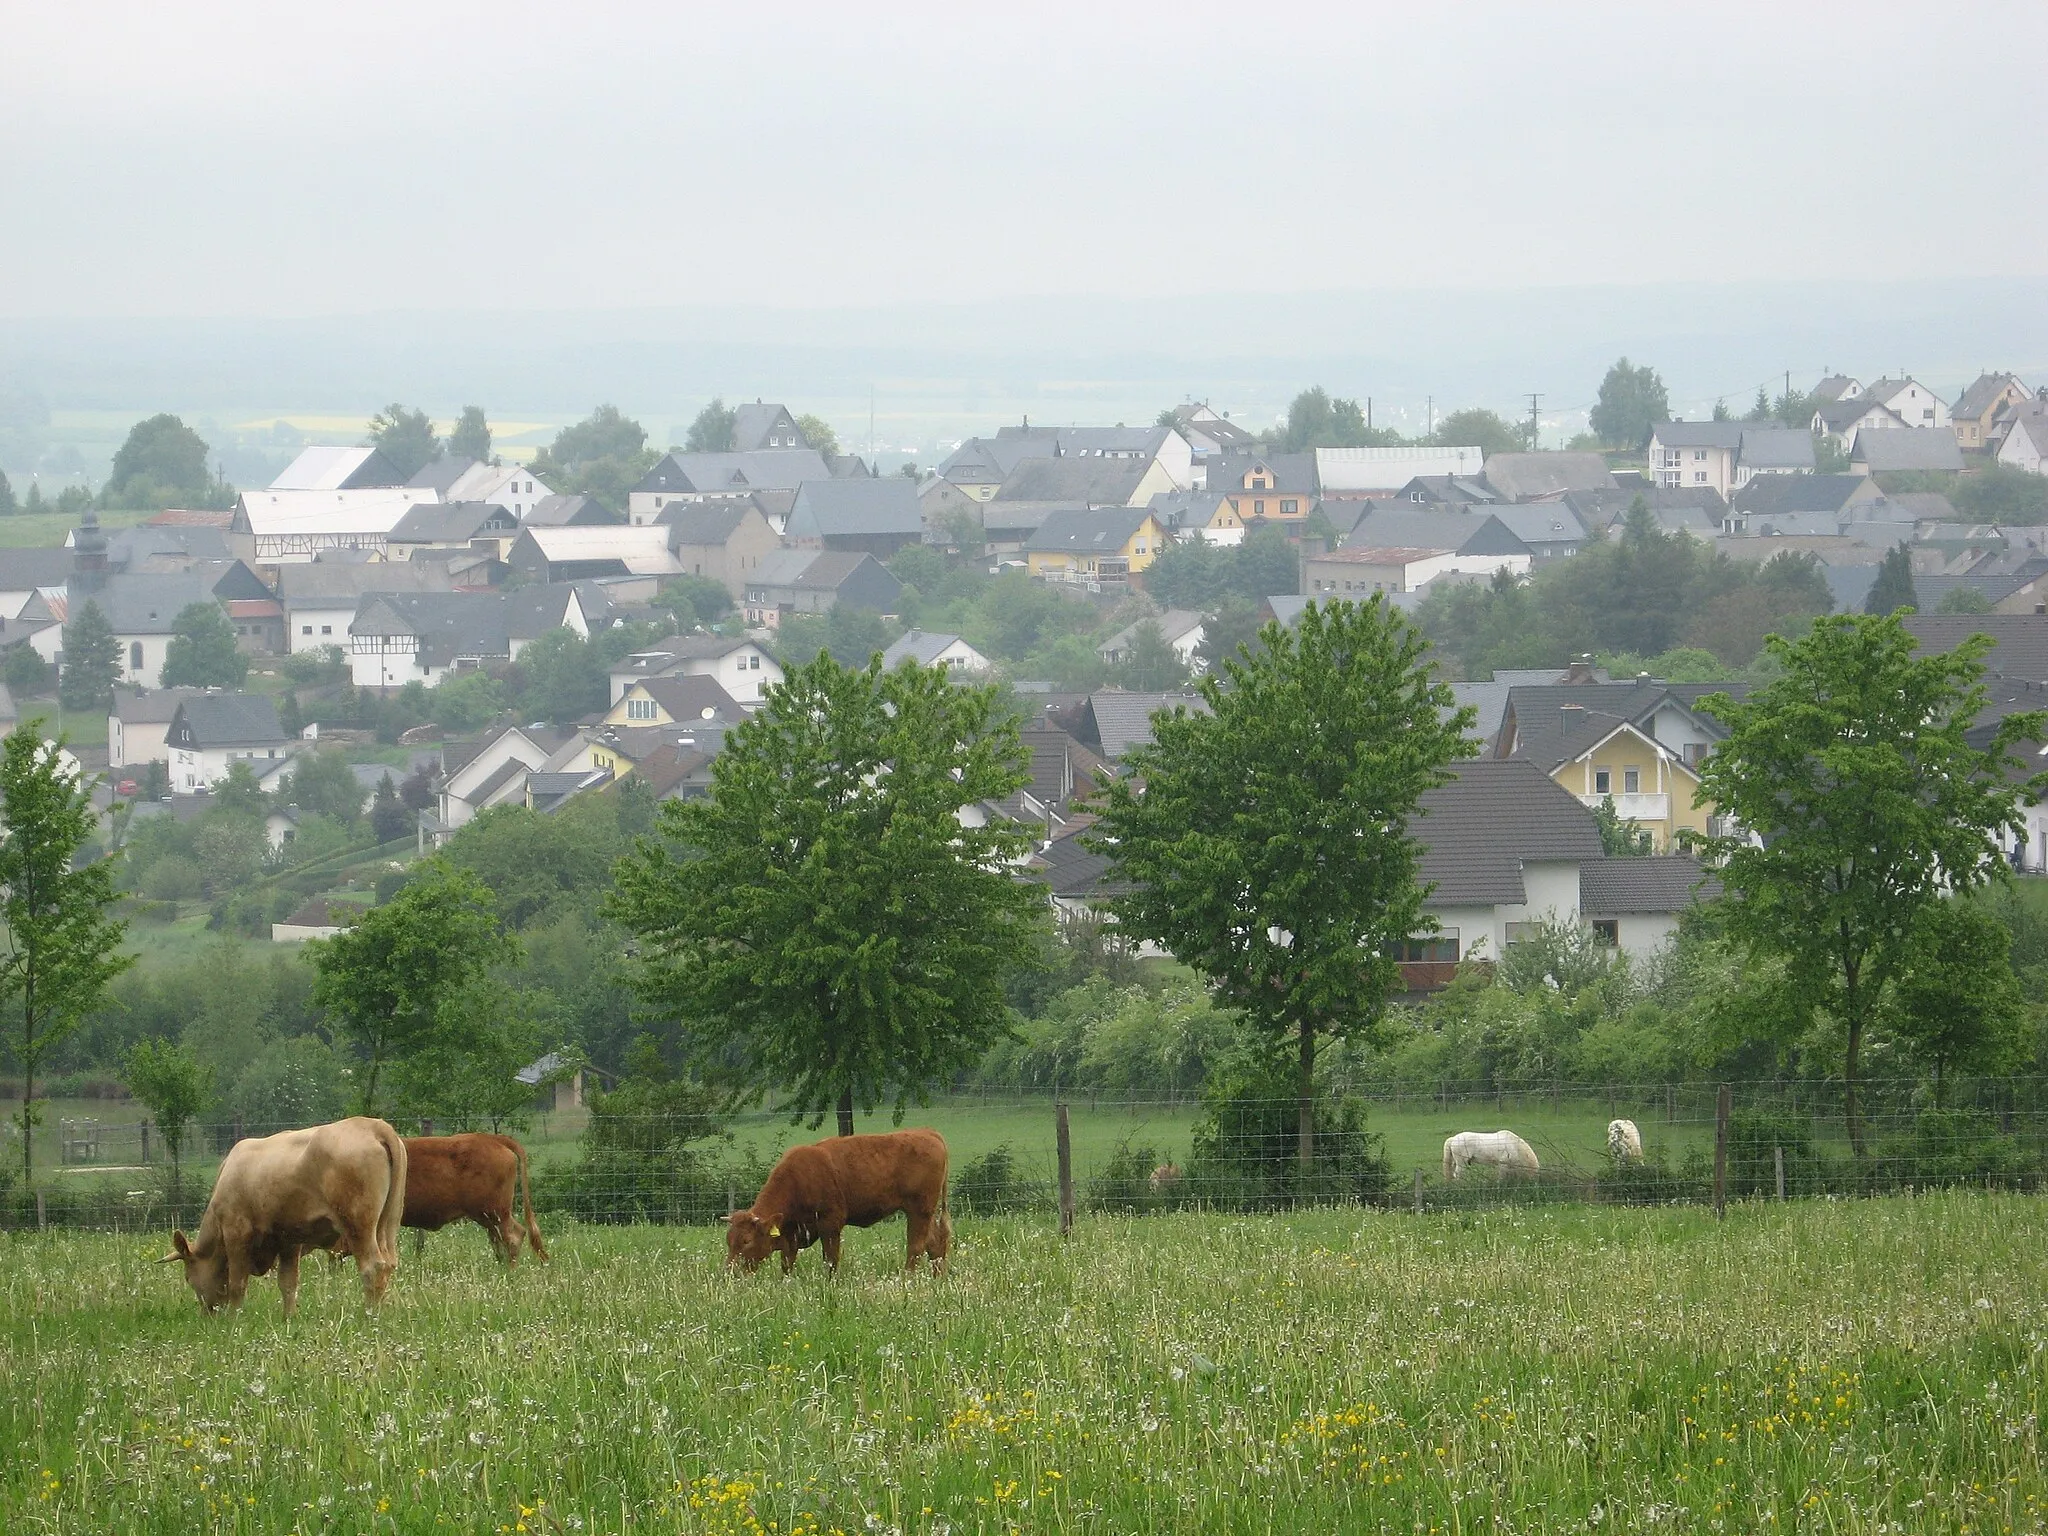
[1442,1130,1540,1180]
[1607,1119,1644,1164]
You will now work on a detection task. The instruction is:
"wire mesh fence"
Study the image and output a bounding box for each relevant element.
[5,1079,2048,1234]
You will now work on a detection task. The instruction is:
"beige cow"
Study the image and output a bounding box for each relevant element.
[162,1116,407,1315]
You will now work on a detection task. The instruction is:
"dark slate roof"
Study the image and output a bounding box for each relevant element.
[389,501,518,543]
[631,673,745,722]
[1211,452,1317,495]
[277,561,454,601]
[994,457,1150,506]
[170,693,288,750]
[1026,506,1153,555]
[1080,689,1211,761]
[1027,827,1126,899]
[95,573,216,635]
[405,456,479,494]
[524,493,618,527]
[783,478,923,539]
[352,592,511,658]
[1651,421,1745,450]
[1816,397,1901,432]
[1499,681,1740,769]
[748,549,896,595]
[0,548,81,588]
[1737,428,1817,471]
[1480,452,1616,502]
[634,450,830,495]
[1343,507,1529,556]
[730,402,799,452]
[659,501,755,543]
[1563,486,1725,535]
[1955,373,2029,421]
[1414,759,1606,906]
[1853,430,1964,473]
[1901,614,2048,684]
[113,686,206,725]
[1729,475,1875,516]
[1579,855,1721,916]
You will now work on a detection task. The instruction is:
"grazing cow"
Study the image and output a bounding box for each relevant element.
[1148,1163,1184,1196]
[1442,1129,1541,1181]
[727,1128,950,1275]
[1607,1119,1644,1164]
[401,1133,548,1267]
[161,1116,406,1315]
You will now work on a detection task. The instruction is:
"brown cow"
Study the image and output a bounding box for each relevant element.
[400,1133,548,1267]
[161,1116,406,1316]
[726,1128,950,1275]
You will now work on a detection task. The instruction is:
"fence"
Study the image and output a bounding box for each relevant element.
[6,1079,2048,1234]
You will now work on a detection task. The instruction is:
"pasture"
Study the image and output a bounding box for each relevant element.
[4,1194,2045,1533]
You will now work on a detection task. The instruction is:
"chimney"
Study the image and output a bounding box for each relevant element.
[2035,602,2045,616]
[1560,703,1586,730]
[1563,655,1595,684]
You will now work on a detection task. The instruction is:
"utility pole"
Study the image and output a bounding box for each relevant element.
[1427,395,1434,441]
[1526,393,1542,452]
[1366,396,1372,433]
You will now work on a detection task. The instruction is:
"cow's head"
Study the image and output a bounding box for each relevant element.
[160,1230,228,1313]
[725,1211,779,1272]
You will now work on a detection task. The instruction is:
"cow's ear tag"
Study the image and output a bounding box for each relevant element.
[768,1224,781,1238]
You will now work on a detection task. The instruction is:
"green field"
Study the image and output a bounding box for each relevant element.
[3,1195,2044,1532]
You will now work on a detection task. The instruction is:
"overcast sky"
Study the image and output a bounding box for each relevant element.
[3,2,2044,320]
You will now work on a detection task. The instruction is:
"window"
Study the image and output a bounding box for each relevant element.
[1694,472,1707,484]
[627,697,657,721]
[1390,933,1459,963]
[1694,449,1707,462]
[129,641,143,669]
[301,624,313,636]
[1504,922,1540,945]
[1281,499,1298,514]
[1594,767,1612,794]
[1623,767,1640,794]
[748,654,761,670]
[1591,919,1619,947]
[321,625,333,635]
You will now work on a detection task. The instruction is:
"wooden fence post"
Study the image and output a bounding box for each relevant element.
[1055,1102,1074,1239]
[139,1119,151,1165]
[36,1190,47,1232]
[1774,1144,1786,1202]
[1412,1167,1424,1215]
[1713,1084,1731,1220]
[420,1118,434,1138]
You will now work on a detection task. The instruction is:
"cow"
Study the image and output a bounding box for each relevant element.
[1442,1129,1541,1180]
[1148,1163,1184,1197]
[400,1133,548,1267]
[1607,1119,1644,1164]
[726,1128,950,1276]
[161,1116,406,1316]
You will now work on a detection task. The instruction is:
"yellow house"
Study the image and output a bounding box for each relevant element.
[1551,716,1710,851]
[603,674,746,730]
[1024,507,1166,583]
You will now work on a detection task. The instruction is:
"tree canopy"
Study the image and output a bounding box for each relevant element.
[1433,407,1524,457]
[104,414,219,509]
[366,404,439,479]
[610,652,1045,1133]
[1589,358,1670,450]
[1865,543,1918,615]
[531,405,655,513]
[795,413,838,454]
[447,406,493,463]
[1281,387,1401,451]
[59,599,122,711]
[161,602,248,689]
[685,399,737,453]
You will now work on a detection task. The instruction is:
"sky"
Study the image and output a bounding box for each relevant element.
[5,1,2046,321]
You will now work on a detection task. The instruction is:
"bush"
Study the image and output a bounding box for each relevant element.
[540,1042,730,1224]
[1873,1109,2041,1191]
[1084,1139,1176,1214]
[279,646,348,686]
[1723,1108,1817,1199]
[1185,1050,1391,1209]
[140,855,203,902]
[953,1143,1050,1217]
[222,1035,350,1132]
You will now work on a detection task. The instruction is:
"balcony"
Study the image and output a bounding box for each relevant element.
[1579,792,1669,822]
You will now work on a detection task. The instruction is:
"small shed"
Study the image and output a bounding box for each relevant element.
[271,896,365,942]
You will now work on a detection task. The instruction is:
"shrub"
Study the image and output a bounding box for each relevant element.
[1723,1108,1817,1199]
[222,1035,350,1132]
[953,1143,1050,1217]
[1872,1109,2041,1191]
[1084,1139,1175,1214]
[1185,1050,1391,1210]
[140,855,202,902]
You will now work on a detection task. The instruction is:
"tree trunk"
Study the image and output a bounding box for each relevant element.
[1297,1019,1316,1173]
[836,1088,855,1138]
[1844,1013,1866,1160]
[19,1058,31,1188]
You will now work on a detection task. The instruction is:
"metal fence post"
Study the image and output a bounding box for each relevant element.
[140,1119,151,1165]
[1774,1144,1785,1202]
[1412,1167,1424,1215]
[1055,1102,1074,1238]
[1713,1084,1731,1219]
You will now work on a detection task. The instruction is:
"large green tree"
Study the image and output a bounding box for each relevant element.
[795,413,838,455]
[160,602,248,688]
[0,733,133,1183]
[1088,598,1475,1168]
[1865,542,1918,615]
[366,404,439,479]
[515,627,608,723]
[684,398,737,453]
[104,413,217,509]
[1694,614,2042,1154]
[610,652,1045,1134]
[1433,407,1524,457]
[59,598,122,711]
[1589,358,1670,450]
[447,406,493,463]
[530,404,654,514]
[1888,898,2031,1104]
[1281,387,1400,451]
[282,749,365,824]
[312,861,517,1115]
[123,1037,211,1213]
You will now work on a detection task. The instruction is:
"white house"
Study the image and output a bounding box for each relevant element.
[278,562,456,655]
[876,630,992,674]
[442,460,551,521]
[110,687,205,768]
[1861,377,1949,431]
[1316,446,1485,497]
[1096,610,1207,670]
[165,694,296,794]
[229,488,432,562]
[1996,410,2048,476]
[607,634,784,706]
[429,722,569,840]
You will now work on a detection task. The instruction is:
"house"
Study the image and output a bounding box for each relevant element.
[1064,688,1211,763]
[1724,473,1885,528]
[412,459,553,521]
[627,450,831,524]
[1995,407,2048,475]
[1398,474,1499,507]
[1861,377,1949,431]
[604,673,747,727]
[1731,426,1817,479]
[166,693,295,794]
[1162,403,1257,460]
[1850,428,1964,476]
[1304,544,1526,598]
[385,501,521,560]
[1315,446,1484,497]
[1145,490,1249,546]
[730,402,808,452]
[990,424,1195,491]
[782,478,925,558]
[1648,423,1819,499]
[276,560,455,654]
[87,572,222,690]
[0,547,80,641]
[1562,486,1725,539]
[991,457,1164,511]
[110,687,206,768]
[1812,375,1863,404]
[345,587,596,689]
[1335,505,1533,564]
[1952,374,2032,451]
[269,445,405,490]
[270,896,366,942]
[877,630,992,673]
[506,525,684,584]
[1209,454,1317,522]
[1483,504,1589,563]
[742,550,903,628]
[1576,855,1722,960]
[608,634,783,706]
[1024,507,1167,585]
[1900,613,2048,685]
[1479,452,1616,503]
[229,488,430,562]
[524,493,618,527]
[426,721,576,841]
[1813,396,1908,449]
[655,499,784,597]
[1097,610,1206,670]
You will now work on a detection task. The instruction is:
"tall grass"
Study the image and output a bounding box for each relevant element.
[2,1196,2044,1532]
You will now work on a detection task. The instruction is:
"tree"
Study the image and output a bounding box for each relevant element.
[1747,386,1773,423]
[1088,599,1475,1170]
[312,862,517,1116]
[277,688,304,739]
[530,405,654,515]
[1865,543,1918,614]
[58,599,121,711]
[369,774,412,843]
[160,602,248,688]
[391,975,549,1131]
[1110,620,1191,691]
[1282,387,1400,451]
[104,414,216,509]
[0,467,14,515]
[1434,407,1523,458]
[448,406,492,463]
[5,645,52,697]
[1588,358,1670,450]
[795,413,839,454]
[1591,796,1652,856]
[516,627,608,723]
[685,398,738,453]
[1951,462,2048,525]
[658,574,735,628]
[282,749,365,824]
[428,668,505,732]
[123,1037,211,1213]
[0,733,133,1183]
[1693,613,2042,1155]
[610,652,1045,1134]
[1889,899,2031,1104]
[1195,595,1264,674]
[366,404,439,479]
[1937,587,1995,615]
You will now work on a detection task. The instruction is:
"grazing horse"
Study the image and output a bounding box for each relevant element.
[1607,1119,1644,1164]
[1442,1130,1541,1180]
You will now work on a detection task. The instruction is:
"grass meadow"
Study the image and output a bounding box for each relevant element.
[3,1194,2045,1533]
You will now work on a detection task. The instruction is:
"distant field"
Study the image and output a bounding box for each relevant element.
[0,505,154,549]
[3,1195,2043,1532]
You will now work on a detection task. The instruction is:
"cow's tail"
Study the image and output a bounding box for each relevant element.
[375,1120,407,1271]
[516,1139,548,1263]
[1442,1138,1454,1183]
[932,1142,953,1268]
